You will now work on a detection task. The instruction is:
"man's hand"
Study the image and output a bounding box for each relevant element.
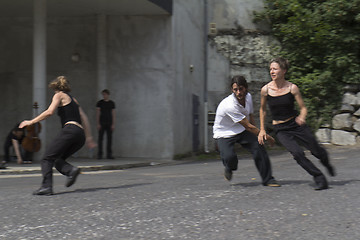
[266,135,275,147]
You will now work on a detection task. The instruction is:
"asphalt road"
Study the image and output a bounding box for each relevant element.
[0,146,359,240]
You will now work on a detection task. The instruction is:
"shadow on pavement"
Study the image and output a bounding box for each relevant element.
[52,182,152,195]
[230,179,360,188]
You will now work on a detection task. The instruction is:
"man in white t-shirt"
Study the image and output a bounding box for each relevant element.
[213,76,280,186]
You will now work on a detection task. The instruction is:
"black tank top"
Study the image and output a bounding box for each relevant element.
[57,93,82,126]
[266,86,298,121]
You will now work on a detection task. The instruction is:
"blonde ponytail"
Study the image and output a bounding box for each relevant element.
[48,76,71,92]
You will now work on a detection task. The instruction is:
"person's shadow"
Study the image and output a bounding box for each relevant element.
[231,179,360,188]
[52,182,152,195]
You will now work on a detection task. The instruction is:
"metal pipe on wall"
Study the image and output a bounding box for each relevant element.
[97,14,107,95]
[203,0,209,153]
[32,0,47,157]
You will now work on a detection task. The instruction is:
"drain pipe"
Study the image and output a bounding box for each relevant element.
[204,0,209,153]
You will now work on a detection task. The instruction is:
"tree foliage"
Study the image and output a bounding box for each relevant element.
[254,0,360,128]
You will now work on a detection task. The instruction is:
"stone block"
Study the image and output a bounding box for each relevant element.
[331,130,357,145]
[315,128,331,143]
[339,103,354,113]
[332,113,353,130]
[342,92,357,106]
[354,108,360,117]
[353,119,360,133]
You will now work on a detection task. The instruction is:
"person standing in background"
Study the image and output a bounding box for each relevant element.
[96,89,115,159]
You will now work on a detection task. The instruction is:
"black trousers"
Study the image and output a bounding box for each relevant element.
[216,130,274,185]
[98,123,112,157]
[41,124,85,188]
[274,118,330,179]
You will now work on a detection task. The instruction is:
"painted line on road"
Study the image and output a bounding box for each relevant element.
[0,170,124,179]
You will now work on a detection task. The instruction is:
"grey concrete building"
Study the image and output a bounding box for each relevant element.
[0,0,206,159]
[1,0,276,159]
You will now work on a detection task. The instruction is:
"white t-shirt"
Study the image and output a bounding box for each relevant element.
[213,92,254,139]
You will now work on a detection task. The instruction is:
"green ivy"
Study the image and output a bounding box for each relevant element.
[254,0,360,129]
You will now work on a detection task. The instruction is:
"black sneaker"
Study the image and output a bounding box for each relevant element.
[326,165,336,177]
[314,175,329,191]
[265,179,281,187]
[65,168,81,187]
[33,187,53,196]
[224,168,232,181]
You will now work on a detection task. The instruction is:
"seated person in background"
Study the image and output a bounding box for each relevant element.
[0,123,32,169]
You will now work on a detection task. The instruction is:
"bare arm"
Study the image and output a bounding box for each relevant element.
[292,84,307,125]
[96,107,101,131]
[12,139,23,164]
[111,109,116,131]
[258,86,268,145]
[249,113,255,126]
[239,117,275,146]
[75,98,97,149]
[19,93,61,128]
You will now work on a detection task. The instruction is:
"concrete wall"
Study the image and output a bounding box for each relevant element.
[0,1,206,159]
[0,16,98,158]
[206,0,278,150]
[107,15,174,158]
[170,0,205,156]
[105,0,205,158]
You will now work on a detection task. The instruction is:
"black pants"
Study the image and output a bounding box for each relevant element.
[216,130,274,185]
[98,124,112,157]
[41,124,85,188]
[274,118,330,180]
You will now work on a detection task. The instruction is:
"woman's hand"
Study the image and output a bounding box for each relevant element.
[19,120,32,129]
[258,129,267,145]
[86,137,97,149]
[295,116,306,125]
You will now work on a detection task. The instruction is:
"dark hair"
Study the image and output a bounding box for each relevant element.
[48,76,71,92]
[102,89,110,95]
[230,75,248,89]
[270,57,290,72]
[13,123,24,133]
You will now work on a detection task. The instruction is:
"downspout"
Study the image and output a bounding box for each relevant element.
[204,0,209,153]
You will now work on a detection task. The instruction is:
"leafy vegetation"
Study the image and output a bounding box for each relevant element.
[254,0,360,128]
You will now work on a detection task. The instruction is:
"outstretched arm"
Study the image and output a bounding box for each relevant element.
[19,93,61,128]
[258,86,269,145]
[239,117,275,146]
[12,139,23,164]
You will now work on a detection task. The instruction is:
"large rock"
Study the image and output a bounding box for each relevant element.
[315,128,331,143]
[332,113,353,130]
[342,92,358,106]
[354,108,360,117]
[353,119,360,133]
[339,103,354,113]
[357,92,360,105]
[331,130,357,145]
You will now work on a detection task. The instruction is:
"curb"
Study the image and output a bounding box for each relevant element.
[0,160,184,175]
